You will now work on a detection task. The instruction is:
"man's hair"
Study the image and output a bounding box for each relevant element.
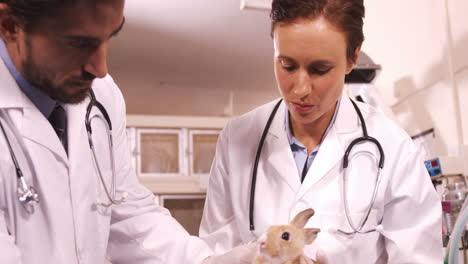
[270,0,365,63]
[0,0,76,32]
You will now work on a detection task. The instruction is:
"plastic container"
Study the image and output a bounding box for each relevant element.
[442,182,468,235]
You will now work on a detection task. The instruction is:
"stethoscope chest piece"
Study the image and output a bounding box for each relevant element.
[0,115,39,212]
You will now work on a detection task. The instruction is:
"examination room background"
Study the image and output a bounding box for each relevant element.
[102,0,468,259]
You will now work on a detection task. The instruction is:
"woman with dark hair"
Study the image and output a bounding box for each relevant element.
[200,0,442,263]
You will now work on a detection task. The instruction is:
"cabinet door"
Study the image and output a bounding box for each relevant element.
[160,195,206,236]
[137,129,186,177]
[126,127,137,174]
[188,130,219,175]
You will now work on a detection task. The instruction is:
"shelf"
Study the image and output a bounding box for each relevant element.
[139,176,207,195]
[126,114,230,129]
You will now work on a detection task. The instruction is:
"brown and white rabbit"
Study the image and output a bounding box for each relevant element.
[254,209,320,264]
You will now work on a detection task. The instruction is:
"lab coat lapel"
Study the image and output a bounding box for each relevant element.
[262,101,301,193]
[21,107,68,164]
[0,60,68,163]
[0,65,67,164]
[297,96,360,199]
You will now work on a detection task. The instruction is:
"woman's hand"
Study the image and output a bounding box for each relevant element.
[315,249,328,264]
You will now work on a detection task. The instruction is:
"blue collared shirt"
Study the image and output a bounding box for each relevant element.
[0,38,57,118]
[285,98,340,180]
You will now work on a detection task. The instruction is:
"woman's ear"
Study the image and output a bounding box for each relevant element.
[346,45,362,74]
[0,4,19,42]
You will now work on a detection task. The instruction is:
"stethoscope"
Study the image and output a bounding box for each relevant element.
[249,98,385,236]
[86,89,127,207]
[0,89,127,213]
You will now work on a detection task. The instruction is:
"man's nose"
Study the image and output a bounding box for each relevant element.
[83,42,109,79]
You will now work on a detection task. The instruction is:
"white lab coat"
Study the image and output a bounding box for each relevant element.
[0,60,212,264]
[200,96,443,263]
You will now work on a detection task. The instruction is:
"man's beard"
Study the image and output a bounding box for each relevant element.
[21,40,95,104]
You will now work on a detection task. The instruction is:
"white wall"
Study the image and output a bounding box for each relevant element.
[111,0,467,157]
[108,0,278,117]
[458,69,468,146]
[449,0,468,146]
[363,0,468,156]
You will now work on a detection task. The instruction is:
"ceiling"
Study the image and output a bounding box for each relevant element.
[108,0,279,116]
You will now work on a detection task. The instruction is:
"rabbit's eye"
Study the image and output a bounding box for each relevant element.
[281,232,290,241]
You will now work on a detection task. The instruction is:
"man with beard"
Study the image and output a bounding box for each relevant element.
[0,0,256,263]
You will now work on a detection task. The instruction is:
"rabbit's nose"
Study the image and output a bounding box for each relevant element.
[260,242,266,248]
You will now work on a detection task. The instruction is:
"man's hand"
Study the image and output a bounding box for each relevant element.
[202,242,257,264]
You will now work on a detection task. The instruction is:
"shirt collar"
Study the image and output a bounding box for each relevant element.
[285,96,342,149]
[0,38,57,118]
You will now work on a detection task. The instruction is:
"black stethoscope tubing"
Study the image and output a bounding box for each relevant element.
[0,117,23,183]
[249,98,385,231]
[0,89,118,210]
[249,98,283,231]
[85,89,127,207]
[86,89,112,136]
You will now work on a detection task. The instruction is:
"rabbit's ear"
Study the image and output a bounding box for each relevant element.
[304,228,320,244]
[290,208,315,228]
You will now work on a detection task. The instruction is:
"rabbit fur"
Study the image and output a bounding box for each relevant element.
[253,209,320,264]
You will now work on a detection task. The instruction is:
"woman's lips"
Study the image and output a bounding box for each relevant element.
[292,102,315,112]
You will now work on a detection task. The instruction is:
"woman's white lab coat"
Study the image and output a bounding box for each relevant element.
[0,60,212,264]
[200,96,443,263]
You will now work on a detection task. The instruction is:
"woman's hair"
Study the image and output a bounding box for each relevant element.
[271,0,365,63]
[0,0,75,32]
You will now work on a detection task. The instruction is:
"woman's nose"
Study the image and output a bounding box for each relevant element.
[293,71,312,97]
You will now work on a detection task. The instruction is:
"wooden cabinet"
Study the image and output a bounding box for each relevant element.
[126,115,228,183]
[137,128,186,177]
[157,194,206,236]
[125,115,229,235]
[188,130,219,176]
